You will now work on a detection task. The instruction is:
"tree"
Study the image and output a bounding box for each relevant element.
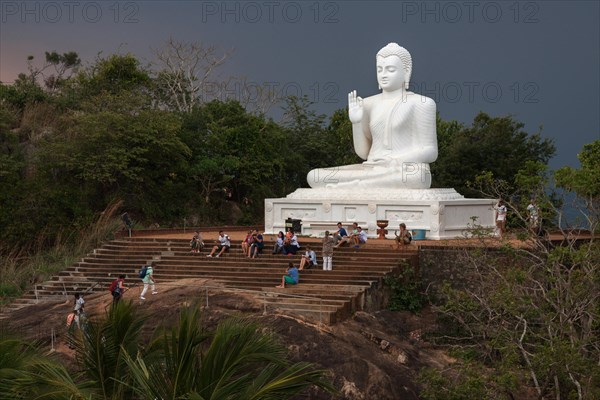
[177,100,296,224]
[420,153,600,400]
[121,305,334,399]
[325,107,362,167]
[35,92,191,222]
[0,331,90,399]
[35,51,81,93]
[431,112,555,197]
[2,302,333,400]
[555,140,600,230]
[77,53,152,98]
[152,38,232,113]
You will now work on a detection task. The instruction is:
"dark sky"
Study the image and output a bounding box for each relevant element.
[1,1,598,169]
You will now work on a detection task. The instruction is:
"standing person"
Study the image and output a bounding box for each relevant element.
[272,231,285,254]
[299,245,317,270]
[276,262,299,288]
[495,200,508,238]
[140,264,157,300]
[110,275,126,304]
[393,223,412,249]
[72,293,85,329]
[67,293,85,347]
[322,231,336,271]
[526,199,541,234]
[207,231,231,257]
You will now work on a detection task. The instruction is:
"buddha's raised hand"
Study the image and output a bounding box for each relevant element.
[348,90,364,124]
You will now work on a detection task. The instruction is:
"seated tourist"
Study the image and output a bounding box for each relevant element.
[207,231,231,257]
[190,230,204,253]
[284,228,293,245]
[249,231,264,258]
[241,230,254,255]
[334,222,350,248]
[299,245,317,270]
[276,262,299,288]
[282,230,300,255]
[272,231,285,254]
[352,226,368,248]
[393,223,412,249]
[346,222,360,246]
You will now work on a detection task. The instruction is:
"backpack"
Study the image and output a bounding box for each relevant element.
[139,266,148,279]
[109,279,118,292]
[407,231,413,243]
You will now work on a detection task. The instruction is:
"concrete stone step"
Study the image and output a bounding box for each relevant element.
[3,235,416,325]
[60,271,392,283]
[71,261,396,271]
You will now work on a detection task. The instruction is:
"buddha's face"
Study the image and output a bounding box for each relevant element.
[376,55,406,92]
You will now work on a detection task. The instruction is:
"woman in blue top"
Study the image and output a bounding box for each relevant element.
[276,262,299,288]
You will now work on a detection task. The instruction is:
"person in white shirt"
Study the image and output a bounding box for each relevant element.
[207,231,231,257]
[282,230,301,255]
[526,199,540,234]
[299,245,318,270]
[495,200,508,238]
[351,226,368,248]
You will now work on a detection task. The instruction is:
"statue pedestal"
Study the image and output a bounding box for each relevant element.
[264,188,496,240]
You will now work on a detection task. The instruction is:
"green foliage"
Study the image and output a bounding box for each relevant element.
[431,112,555,197]
[77,53,151,96]
[282,97,360,188]
[429,240,600,399]
[419,361,517,400]
[0,202,122,305]
[180,100,291,224]
[383,266,425,314]
[0,75,47,110]
[0,331,90,399]
[76,301,147,399]
[326,107,362,167]
[555,140,600,229]
[72,303,334,399]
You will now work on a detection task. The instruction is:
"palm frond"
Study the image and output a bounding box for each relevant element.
[75,300,146,399]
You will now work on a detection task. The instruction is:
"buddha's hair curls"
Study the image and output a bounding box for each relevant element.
[377,43,412,89]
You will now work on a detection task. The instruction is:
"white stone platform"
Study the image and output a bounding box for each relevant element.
[264,188,496,240]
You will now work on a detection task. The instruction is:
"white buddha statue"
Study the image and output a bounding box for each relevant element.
[307,43,438,189]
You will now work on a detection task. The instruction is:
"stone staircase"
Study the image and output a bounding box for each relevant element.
[1,237,418,324]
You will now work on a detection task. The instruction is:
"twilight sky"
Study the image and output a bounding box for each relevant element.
[1,0,598,169]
